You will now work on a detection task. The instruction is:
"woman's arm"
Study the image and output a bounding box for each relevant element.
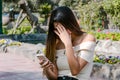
[54,24,81,75]
[65,43,81,75]
[65,34,96,75]
[39,60,58,80]
[54,23,95,75]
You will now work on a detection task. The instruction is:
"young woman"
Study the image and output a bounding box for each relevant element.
[39,6,96,80]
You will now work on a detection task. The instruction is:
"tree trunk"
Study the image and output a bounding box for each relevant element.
[0,0,3,34]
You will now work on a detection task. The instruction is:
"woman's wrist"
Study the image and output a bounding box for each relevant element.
[44,67,58,80]
[65,42,72,48]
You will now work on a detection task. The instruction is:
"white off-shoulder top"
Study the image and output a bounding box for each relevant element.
[56,41,96,80]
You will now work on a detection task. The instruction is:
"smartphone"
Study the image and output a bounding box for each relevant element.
[36,54,47,62]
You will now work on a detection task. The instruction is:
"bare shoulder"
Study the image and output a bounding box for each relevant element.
[82,33,96,42]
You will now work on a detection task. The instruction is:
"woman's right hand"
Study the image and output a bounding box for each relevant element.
[39,60,58,80]
[54,23,72,47]
[39,59,53,69]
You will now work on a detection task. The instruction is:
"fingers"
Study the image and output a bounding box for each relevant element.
[39,59,47,65]
[39,60,53,69]
[59,24,65,30]
[57,25,63,32]
[54,24,65,36]
[54,30,60,36]
[41,60,49,68]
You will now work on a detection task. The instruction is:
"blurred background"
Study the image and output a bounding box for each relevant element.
[1,0,120,80]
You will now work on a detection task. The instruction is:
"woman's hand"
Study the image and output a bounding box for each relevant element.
[39,60,58,79]
[54,24,72,47]
[39,59,53,69]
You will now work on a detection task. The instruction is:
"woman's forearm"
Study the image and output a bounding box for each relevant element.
[65,44,80,75]
[44,65,58,80]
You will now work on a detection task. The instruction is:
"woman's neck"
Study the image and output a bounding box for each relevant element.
[71,34,79,45]
[71,33,84,46]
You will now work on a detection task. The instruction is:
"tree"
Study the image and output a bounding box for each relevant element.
[2,0,18,3]
[58,0,80,9]
[0,0,3,34]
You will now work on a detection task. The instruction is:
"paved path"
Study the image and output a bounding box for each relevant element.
[0,53,47,80]
[0,53,106,80]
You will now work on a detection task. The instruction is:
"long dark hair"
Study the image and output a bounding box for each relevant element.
[45,6,84,63]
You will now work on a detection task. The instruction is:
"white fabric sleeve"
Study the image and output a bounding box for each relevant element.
[77,42,96,62]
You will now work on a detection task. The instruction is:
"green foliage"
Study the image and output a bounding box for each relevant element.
[59,0,72,6]
[103,0,120,17]
[38,3,52,24]
[81,0,91,5]
[3,26,32,34]
[39,17,45,24]
[0,39,22,46]
[2,0,18,3]
[77,0,120,31]
[103,0,120,27]
[59,0,80,9]
[2,18,35,34]
[39,3,51,15]
[90,32,120,41]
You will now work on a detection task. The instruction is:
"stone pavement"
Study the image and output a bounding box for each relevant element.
[0,53,107,80]
[0,53,47,80]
